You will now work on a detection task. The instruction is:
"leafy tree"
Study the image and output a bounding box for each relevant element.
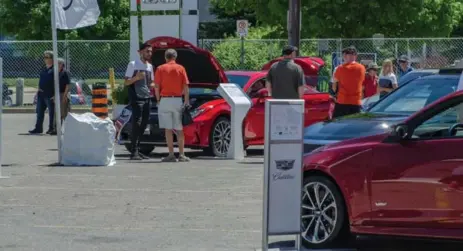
[0,0,129,40]
[199,0,258,39]
[211,0,463,38]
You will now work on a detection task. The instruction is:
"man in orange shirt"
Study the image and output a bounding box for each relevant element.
[154,49,190,162]
[331,46,366,118]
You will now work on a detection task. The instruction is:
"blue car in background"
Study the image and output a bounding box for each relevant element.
[361,69,439,110]
[303,68,458,153]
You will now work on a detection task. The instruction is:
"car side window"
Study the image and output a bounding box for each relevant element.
[412,102,463,139]
[247,78,266,98]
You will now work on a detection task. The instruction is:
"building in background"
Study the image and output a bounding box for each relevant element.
[198,0,217,22]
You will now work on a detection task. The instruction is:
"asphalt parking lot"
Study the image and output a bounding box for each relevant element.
[1,114,462,251]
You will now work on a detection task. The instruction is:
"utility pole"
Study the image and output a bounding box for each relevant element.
[288,0,301,55]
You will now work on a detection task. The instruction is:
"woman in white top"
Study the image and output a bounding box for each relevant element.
[378,59,398,98]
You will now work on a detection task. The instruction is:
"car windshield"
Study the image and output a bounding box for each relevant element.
[226,74,250,88]
[189,87,219,96]
[368,77,458,116]
[398,71,435,86]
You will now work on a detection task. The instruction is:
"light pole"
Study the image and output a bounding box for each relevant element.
[288,0,301,55]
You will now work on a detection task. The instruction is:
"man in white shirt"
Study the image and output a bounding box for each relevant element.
[124,43,155,160]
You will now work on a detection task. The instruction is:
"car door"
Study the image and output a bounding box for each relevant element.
[370,97,463,231]
[243,78,267,145]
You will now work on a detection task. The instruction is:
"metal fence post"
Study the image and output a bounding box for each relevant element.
[16,78,24,106]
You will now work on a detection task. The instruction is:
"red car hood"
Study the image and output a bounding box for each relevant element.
[261,56,325,76]
[146,36,228,85]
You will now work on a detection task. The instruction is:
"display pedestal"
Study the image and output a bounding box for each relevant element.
[261,99,305,251]
[217,83,252,160]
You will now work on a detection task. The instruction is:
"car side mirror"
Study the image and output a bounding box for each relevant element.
[257,88,269,98]
[390,124,409,141]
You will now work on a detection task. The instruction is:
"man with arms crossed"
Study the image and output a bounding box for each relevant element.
[266,45,305,99]
[331,46,366,118]
[154,49,190,162]
[124,43,155,160]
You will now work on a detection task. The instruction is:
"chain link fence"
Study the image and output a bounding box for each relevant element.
[1,38,463,108]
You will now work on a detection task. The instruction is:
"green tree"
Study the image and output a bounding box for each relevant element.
[211,0,463,38]
[0,0,129,40]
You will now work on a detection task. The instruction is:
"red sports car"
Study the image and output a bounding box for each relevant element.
[115,36,334,157]
[301,88,463,248]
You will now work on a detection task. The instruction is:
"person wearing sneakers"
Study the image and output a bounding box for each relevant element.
[154,49,190,162]
[124,42,155,160]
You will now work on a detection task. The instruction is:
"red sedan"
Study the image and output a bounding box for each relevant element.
[301,89,463,248]
[115,36,334,157]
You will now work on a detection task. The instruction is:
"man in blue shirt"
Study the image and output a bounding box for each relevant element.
[397,55,413,80]
[29,51,56,134]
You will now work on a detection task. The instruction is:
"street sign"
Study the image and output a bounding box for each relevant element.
[236,20,249,37]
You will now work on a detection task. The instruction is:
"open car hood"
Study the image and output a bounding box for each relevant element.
[146,36,228,85]
[261,56,325,87]
[261,56,325,76]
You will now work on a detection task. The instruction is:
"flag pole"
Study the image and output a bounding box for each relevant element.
[51,0,63,164]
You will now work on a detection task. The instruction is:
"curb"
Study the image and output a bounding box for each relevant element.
[3,108,113,114]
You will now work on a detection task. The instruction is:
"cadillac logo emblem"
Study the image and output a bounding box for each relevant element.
[275,159,295,171]
[143,0,178,3]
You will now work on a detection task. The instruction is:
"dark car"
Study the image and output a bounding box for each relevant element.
[2,83,13,107]
[304,68,461,153]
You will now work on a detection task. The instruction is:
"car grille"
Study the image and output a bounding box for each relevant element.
[304,144,322,154]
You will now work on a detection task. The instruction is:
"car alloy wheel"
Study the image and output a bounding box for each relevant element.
[301,176,348,248]
[211,117,231,157]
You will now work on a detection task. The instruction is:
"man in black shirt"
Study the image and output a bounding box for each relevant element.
[48,58,71,135]
[29,51,56,134]
[57,58,71,122]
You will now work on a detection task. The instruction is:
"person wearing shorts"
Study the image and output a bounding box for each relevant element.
[154,49,190,162]
[331,46,366,118]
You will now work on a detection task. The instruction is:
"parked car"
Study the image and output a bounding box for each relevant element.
[301,88,463,248]
[2,83,13,107]
[304,68,461,153]
[362,69,439,110]
[33,77,89,105]
[115,36,335,156]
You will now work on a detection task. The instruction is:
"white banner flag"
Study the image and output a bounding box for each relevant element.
[55,0,101,30]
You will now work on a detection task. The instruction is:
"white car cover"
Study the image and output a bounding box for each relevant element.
[61,113,116,166]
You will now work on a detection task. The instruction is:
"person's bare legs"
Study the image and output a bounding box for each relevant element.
[161,128,177,162]
[165,129,175,155]
[177,130,184,155]
[177,130,190,162]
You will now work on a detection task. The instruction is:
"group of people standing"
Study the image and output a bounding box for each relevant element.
[124,43,190,162]
[29,51,71,135]
[331,46,414,118]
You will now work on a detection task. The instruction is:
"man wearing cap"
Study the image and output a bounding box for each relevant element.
[265,45,305,99]
[331,46,366,118]
[124,42,155,160]
[397,55,414,80]
[363,63,379,98]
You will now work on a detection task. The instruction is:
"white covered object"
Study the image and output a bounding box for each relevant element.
[61,113,116,166]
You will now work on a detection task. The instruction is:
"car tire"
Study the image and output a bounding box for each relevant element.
[204,116,231,158]
[124,144,155,155]
[301,175,350,249]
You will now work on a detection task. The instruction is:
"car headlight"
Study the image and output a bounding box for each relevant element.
[190,108,206,118]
